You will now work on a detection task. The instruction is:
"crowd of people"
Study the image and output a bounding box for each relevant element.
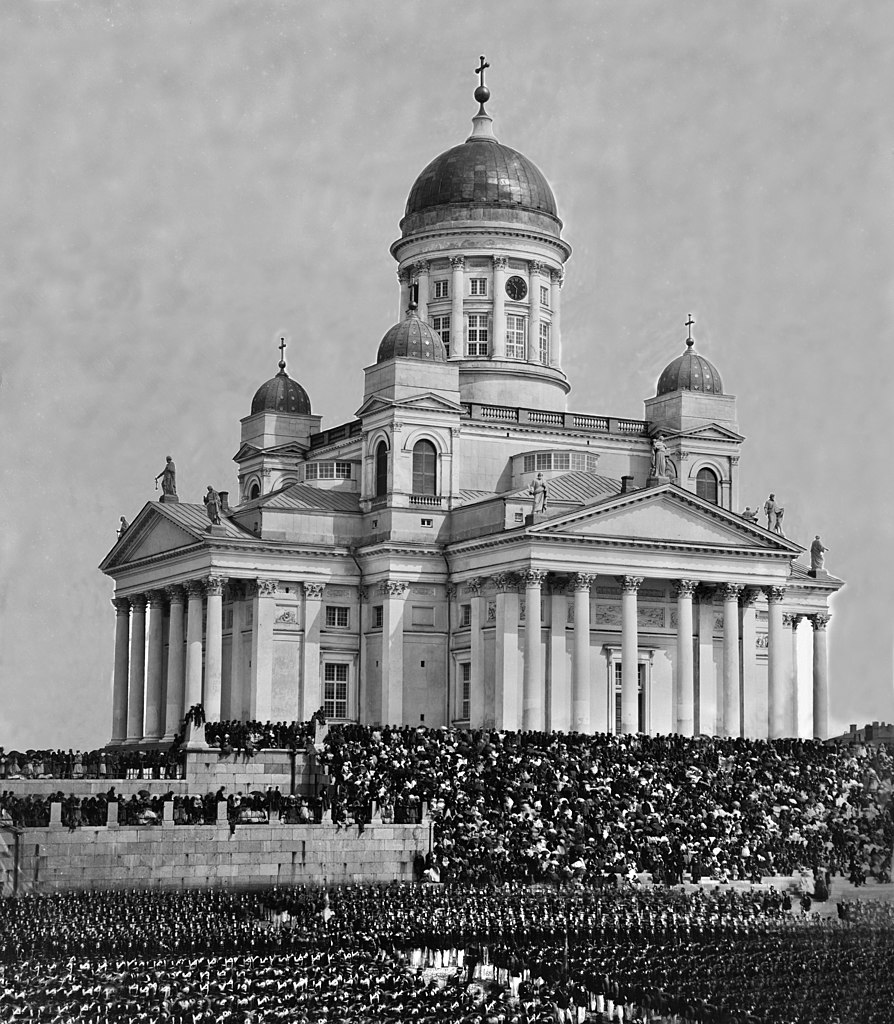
[0,883,892,1022]
[204,716,321,755]
[319,727,894,887]
[0,747,182,782]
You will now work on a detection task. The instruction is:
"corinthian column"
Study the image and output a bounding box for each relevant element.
[619,576,643,733]
[301,582,324,722]
[163,586,185,740]
[450,256,464,360]
[549,269,563,367]
[110,598,130,744]
[492,256,508,358]
[380,580,409,726]
[143,591,166,742]
[204,575,227,723]
[250,579,278,722]
[673,580,697,736]
[126,595,147,742]
[784,613,802,737]
[521,569,547,731]
[414,260,430,320]
[766,586,787,738]
[811,613,830,739]
[529,261,544,362]
[494,573,520,730]
[571,574,594,733]
[721,584,743,737]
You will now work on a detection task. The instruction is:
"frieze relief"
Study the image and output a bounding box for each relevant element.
[275,608,299,626]
[756,634,769,649]
[487,602,496,622]
[412,586,436,596]
[639,607,664,629]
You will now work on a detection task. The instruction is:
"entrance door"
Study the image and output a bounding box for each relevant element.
[613,661,647,734]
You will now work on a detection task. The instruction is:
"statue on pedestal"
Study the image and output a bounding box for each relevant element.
[155,456,177,499]
[650,434,669,478]
[203,486,222,526]
[810,535,829,572]
[529,473,549,514]
[764,493,785,534]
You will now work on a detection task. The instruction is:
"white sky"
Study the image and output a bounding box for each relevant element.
[1,1,892,747]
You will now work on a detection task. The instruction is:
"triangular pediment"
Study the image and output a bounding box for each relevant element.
[234,440,307,462]
[664,423,744,443]
[100,505,202,572]
[530,485,800,553]
[356,392,463,419]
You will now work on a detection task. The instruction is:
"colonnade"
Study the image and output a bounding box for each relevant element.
[109,577,326,746]
[458,571,831,740]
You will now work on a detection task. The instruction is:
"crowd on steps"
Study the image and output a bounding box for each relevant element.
[319,727,894,887]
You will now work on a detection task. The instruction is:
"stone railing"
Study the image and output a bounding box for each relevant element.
[461,403,648,436]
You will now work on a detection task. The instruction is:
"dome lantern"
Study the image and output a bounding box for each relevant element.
[376,304,448,364]
[655,316,724,396]
[250,338,312,415]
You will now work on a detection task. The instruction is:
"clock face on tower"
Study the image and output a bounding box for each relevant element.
[505,275,528,301]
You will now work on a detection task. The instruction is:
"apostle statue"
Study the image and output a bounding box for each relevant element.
[650,434,669,477]
[204,485,222,526]
[741,506,759,524]
[810,535,829,571]
[155,456,177,497]
[529,473,549,513]
[764,493,784,534]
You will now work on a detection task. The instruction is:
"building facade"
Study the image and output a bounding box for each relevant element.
[101,72,842,745]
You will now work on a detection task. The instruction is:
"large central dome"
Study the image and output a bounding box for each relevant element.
[405,139,558,220]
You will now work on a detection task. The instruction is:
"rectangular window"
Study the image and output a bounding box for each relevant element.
[536,452,551,471]
[570,453,586,472]
[523,454,535,473]
[433,279,449,299]
[420,518,433,528]
[318,463,335,479]
[539,322,550,363]
[373,605,383,629]
[460,662,471,720]
[325,606,349,628]
[470,278,487,296]
[335,462,352,479]
[506,314,527,359]
[467,314,489,356]
[613,662,646,734]
[540,285,549,307]
[305,464,318,481]
[323,663,349,719]
[431,315,450,356]
[460,603,472,627]
[553,452,569,471]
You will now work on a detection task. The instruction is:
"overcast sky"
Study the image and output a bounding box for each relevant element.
[1,1,892,748]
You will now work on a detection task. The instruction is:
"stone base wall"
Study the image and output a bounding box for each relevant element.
[184,748,323,796]
[15,823,428,892]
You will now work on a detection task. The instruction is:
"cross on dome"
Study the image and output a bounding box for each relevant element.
[474,54,491,112]
[685,315,695,348]
[278,337,287,372]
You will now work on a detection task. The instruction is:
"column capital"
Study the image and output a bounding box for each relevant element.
[492,572,518,592]
[782,613,802,628]
[164,584,185,604]
[721,583,744,602]
[302,581,325,600]
[112,597,130,615]
[128,593,147,611]
[529,260,547,277]
[397,268,411,284]
[445,584,457,600]
[379,579,410,597]
[185,579,205,599]
[466,576,484,596]
[570,573,595,592]
[412,259,430,277]
[519,568,547,588]
[673,579,698,597]
[618,576,644,593]
[203,574,228,597]
[765,585,787,604]
[811,612,831,630]
[740,587,761,608]
[255,578,278,598]
[493,255,510,271]
[550,268,564,285]
[449,254,465,269]
[146,590,166,609]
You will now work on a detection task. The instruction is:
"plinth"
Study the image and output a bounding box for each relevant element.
[206,524,228,537]
[646,474,670,488]
[159,494,179,504]
[524,511,550,526]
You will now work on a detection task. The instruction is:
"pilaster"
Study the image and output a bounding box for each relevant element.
[380,580,409,725]
[493,573,520,730]
[203,575,227,723]
[250,579,278,722]
[301,582,325,722]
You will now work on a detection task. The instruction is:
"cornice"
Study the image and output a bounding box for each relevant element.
[391,226,571,262]
[457,419,651,447]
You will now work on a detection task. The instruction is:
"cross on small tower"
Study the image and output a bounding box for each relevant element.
[476,55,490,89]
[278,336,287,370]
[685,315,695,344]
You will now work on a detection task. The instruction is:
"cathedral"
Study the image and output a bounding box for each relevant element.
[100,66,842,746]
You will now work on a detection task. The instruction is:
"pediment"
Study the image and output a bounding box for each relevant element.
[530,486,799,552]
[356,392,463,418]
[100,504,204,572]
[665,423,744,443]
[234,440,307,462]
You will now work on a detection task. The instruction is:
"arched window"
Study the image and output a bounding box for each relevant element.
[412,439,437,495]
[248,481,260,500]
[375,441,389,497]
[696,467,719,504]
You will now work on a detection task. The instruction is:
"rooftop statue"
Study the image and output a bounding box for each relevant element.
[529,473,549,514]
[204,486,222,526]
[810,535,829,572]
[650,434,669,478]
[155,456,176,498]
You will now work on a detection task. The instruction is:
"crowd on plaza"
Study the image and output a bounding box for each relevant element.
[0,883,893,1022]
[204,718,318,755]
[319,727,894,887]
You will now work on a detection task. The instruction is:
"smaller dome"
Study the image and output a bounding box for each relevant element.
[251,367,312,415]
[377,307,447,363]
[656,339,723,396]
